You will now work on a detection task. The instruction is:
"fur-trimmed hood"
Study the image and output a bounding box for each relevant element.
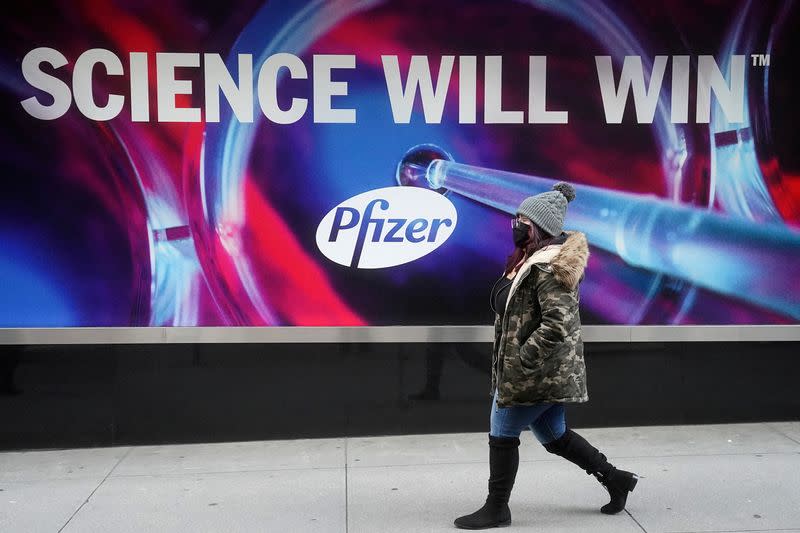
[526,231,590,290]
[504,231,590,308]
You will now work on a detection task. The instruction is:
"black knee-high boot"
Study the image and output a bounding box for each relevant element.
[454,435,520,529]
[543,429,638,514]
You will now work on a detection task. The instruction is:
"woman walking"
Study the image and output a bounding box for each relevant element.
[455,182,638,530]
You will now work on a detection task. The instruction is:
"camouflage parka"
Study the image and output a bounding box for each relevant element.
[491,231,590,407]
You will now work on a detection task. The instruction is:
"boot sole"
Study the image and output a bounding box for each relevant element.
[454,519,511,530]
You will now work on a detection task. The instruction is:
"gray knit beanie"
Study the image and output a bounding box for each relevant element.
[516,182,576,236]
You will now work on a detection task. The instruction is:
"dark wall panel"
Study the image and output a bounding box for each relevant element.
[1,341,798,450]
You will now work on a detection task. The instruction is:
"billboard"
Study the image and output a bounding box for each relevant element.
[1,0,798,327]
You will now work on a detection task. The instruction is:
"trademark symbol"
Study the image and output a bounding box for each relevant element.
[751,54,770,67]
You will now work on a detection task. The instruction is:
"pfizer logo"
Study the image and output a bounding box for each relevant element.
[316,187,458,269]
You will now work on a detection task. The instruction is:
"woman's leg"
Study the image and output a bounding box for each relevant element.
[455,392,552,530]
[490,390,555,438]
[536,411,639,514]
[529,404,566,444]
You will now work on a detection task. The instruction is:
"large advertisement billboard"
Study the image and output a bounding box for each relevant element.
[1,0,798,327]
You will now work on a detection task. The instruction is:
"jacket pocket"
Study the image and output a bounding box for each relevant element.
[517,343,544,380]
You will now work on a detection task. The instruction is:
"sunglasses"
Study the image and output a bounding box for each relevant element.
[511,218,531,230]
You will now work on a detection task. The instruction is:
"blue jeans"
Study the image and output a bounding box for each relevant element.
[489,389,566,443]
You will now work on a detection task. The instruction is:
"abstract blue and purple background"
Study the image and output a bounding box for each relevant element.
[1,0,798,327]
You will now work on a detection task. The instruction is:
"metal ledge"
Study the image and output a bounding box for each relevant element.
[0,325,798,344]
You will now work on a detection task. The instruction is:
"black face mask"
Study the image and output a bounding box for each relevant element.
[512,222,530,246]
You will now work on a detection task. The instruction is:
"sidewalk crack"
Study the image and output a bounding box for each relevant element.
[625,509,648,533]
[762,422,800,446]
[57,447,133,533]
[344,438,349,533]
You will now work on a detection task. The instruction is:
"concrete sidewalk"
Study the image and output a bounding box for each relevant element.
[1,422,799,532]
